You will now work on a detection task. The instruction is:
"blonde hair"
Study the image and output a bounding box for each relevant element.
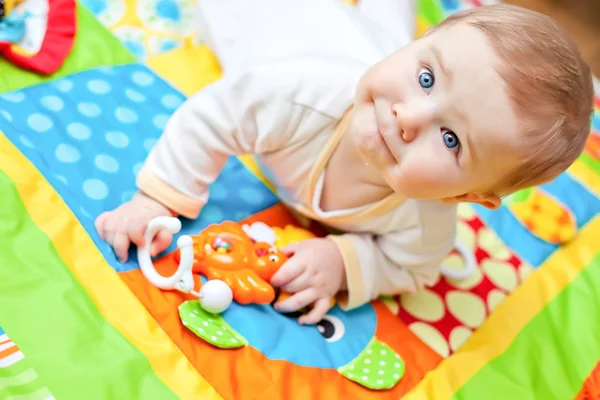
[429,4,594,195]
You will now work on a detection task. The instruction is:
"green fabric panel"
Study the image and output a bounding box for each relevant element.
[0,354,30,378]
[418,0,446,26]
[0,169,176,400]
[452,254,600,400]
[580,152,600,174]
[0,368,45,398]
[0,4,135,94]
[2,387,53,400]
[0,343,52,399]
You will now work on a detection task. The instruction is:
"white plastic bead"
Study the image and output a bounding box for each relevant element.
[199,280,233,314]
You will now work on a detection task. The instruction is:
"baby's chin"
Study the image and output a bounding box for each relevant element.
[355,143,373,166]
[352,127,385,158]
[385,174,431,199]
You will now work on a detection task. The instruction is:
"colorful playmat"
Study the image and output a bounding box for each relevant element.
[0,0,599,398]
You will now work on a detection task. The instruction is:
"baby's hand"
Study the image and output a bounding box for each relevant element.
[270,238,346,325]
[94,192,176,263]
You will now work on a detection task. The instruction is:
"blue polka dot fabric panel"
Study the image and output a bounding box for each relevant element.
[0,64,279,272]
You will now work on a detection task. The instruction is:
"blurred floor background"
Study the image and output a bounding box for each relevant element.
[504,0,600,77]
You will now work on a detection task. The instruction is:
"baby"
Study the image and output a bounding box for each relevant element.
[95,1,594,324]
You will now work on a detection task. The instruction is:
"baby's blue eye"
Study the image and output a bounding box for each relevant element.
[419,70,434,89]
[443,130,459,149]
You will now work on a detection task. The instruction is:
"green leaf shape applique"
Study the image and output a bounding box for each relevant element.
[178,300,247,349]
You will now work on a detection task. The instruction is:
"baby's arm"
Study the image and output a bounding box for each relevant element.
[138,65,303,219]
[328,209,457,309]
[96,62,307,261]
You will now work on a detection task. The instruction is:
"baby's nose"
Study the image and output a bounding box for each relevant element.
[392,100,435,141]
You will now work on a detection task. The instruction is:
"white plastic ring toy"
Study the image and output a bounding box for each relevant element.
[137,217,233,314]
[440,240,477,280]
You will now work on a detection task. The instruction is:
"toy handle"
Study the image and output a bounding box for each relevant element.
[137,216,195,292]
[440,240,477,280]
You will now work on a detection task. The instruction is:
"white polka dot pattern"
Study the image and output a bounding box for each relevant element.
[338,338,405,389]
[179,300,247,349]
[0,64,280,272]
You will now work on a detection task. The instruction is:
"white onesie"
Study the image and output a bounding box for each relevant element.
[137,0,457,309]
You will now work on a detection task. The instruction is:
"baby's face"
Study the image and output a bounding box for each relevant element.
[350,23,523,207]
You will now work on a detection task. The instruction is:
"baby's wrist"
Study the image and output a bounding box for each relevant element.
[133,191,178,217]
[324,236,348,291]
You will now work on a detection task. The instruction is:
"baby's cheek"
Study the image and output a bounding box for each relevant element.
[396,157,453,197]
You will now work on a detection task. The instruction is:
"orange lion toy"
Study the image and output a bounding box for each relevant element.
[174,221,288,305]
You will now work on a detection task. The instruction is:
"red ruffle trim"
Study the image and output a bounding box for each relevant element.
[0,0,76,74]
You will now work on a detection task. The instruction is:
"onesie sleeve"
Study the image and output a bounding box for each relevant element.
[327,205,457,310]
[136,63,306,219]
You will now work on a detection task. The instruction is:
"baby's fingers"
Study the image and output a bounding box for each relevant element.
[151,229,173,256]
[111,231,131,263]
[94,212,109,240]
[127,220,147,248]
[280,241,303,256]
[274,288,317,313]
[270,258,305,287]
[298,297,331,325]
[280,269,311,293]
[101,214,130,262]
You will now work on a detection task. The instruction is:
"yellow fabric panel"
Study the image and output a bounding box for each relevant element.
[403,215,600,399]
[146,44,223,97]
[0,134,222,400]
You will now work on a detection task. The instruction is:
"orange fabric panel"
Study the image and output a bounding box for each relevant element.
[574,362,600,400]
[120,204,442,399]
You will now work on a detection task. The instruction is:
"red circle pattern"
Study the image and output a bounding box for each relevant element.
[391,206,533,357]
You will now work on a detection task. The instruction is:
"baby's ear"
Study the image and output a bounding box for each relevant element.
[440,193,501,210]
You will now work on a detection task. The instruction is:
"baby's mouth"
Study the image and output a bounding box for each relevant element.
[376,126,401,164]
[372,103,402,164]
